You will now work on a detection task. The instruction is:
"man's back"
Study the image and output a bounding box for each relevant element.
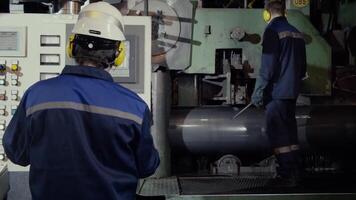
[4,65,160,200]
[261,16,306,99]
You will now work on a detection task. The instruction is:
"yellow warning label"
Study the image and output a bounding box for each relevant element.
[293,0,309,8]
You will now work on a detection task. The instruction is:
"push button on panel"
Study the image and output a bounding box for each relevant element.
[0,90,5,101]
[0,106,6,116]
[0,65,6,72]
[11,90,18,101]
[11,105,18,115]
[11,75,18,86]
[0,60,6,73]
[0,75,5,86]
[11,64,18,71]
[11,60,19,71]
[0,120,5,131]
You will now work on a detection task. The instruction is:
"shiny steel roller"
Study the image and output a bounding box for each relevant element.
[169,106,356,157]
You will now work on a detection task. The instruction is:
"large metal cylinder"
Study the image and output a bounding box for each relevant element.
[57,0,81,14]
[169,106,356,157]
[18,0,82,14]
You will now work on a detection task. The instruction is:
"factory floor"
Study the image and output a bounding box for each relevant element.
[4,172,356,200]
[138,174,356,200]
[7,172,31,200]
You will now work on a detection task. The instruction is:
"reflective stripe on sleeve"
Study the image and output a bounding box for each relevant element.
[278,31,304,40]
[274,146,292,155]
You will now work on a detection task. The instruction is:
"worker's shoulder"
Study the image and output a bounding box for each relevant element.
[104,82,149,116]
[107,83,149,121]
[269,17,300,34]
[112,83,147,106]
[25,75,62,94]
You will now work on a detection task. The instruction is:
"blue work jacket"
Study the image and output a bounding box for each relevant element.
[256,16,307,100]
[3,65,160,200]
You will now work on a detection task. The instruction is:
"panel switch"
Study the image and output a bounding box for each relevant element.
[0,60,6,73]
[11,90,18,101]
[0,90,5,101]
[0,105,6,116]
[11,105,18,115]
[11,75,18,86]
[0,75,6,86]
[11,60,19,71]
[0,120,5,131]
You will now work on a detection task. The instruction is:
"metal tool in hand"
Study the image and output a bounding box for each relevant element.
[233,102,253,119]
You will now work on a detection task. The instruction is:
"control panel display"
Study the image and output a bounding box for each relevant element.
[0,27,26,57]
[0,32,18,51]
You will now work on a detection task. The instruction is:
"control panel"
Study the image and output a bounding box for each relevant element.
[0,14,151,171]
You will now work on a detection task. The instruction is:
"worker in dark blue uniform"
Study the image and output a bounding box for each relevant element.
[2,2,160,200]
[252,0,307,186]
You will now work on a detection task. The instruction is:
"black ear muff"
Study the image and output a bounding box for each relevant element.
[114,42,126,66]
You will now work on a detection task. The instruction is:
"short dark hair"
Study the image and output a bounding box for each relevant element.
[266,0,286,16]
[74,47,116,69]
[72,34,118,69]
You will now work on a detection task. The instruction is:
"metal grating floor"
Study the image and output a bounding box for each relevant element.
[138,174,356,197]
[178,175,272,195]
[178,174,356,195]
[138,177,180,196]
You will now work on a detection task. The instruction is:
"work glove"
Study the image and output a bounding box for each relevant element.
[251,89,263,108]
[252,76,268,108]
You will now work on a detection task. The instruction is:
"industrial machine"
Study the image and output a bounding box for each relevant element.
[128,0,356,199]
[1,0,356,200]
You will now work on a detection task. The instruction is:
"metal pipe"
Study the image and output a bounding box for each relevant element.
[144,0,148,16]
[151,70,172,177]
[169,106,356,157]
[233,102,252,119]
[57,0,81,14]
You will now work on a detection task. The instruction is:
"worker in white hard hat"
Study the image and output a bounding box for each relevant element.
[3,2,160,200]
[69,0,126,68]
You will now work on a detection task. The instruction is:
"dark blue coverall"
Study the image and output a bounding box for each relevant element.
[252,16,307,177]
[3,65,160,200]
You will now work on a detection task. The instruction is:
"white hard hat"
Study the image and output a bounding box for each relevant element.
[72,2,125,41]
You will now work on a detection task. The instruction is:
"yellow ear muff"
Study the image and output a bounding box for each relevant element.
[67,34,75,58]
[114,42,126,66]
[263,9,271,23]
